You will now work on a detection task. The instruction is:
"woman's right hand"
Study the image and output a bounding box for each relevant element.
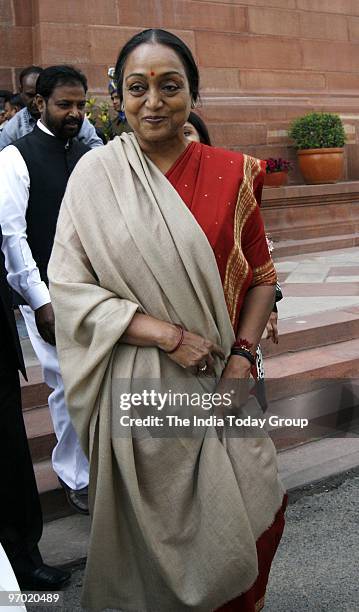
[161,326,225,374]
[266,311,279,344]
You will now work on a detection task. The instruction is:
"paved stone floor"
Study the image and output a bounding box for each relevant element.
[275,246,359,320]
[265,472,359,612]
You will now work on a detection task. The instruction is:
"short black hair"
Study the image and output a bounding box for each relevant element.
[0,89,13,103]
[8,93,24,109]
[115,29,199,104]
[0,90,12,113]
[36,65,88,99]
[187,112,212,146]
[19,66,43,86]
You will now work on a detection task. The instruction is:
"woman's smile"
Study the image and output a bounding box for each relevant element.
[142,115,167,124]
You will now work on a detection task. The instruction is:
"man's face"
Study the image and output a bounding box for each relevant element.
[37,82,86,140]
[4,101,17,120]
[20,73,40,117]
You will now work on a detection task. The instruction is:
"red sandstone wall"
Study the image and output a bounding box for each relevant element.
[2,0,359,179]
[0,0,33,91]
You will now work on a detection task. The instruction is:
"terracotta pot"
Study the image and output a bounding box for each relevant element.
[264,171,288,187]
[297,147,344,184]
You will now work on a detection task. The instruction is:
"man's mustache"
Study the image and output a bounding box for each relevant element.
[64,118,83,126]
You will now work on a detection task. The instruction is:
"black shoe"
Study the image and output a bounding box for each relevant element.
[58,477,89,515]
[17,564,71,591]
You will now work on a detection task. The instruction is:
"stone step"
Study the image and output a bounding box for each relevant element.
[266,337,359,378]
[23,335,359,441]
[23,404,56,462]
[23,307,359,409]
[21,368,74,521]
[31,401,358,522]
[33,406,358,524]
[264,380,359,451]
[273,222,359,243]
[21,365,49,411]
[37,438,359,569]
[261,181,359,255]
[272,233,359,258]
[34,458,76,522]
[264,337,359,402]
[22,318,359,519]
[262,307,359,358]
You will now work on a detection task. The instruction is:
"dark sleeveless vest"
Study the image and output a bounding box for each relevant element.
[13,125,89,305]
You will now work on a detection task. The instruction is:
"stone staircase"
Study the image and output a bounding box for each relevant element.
[262,181,359,257]
[261,302,359,450]
[22,281,359,522]
[20,244,359,519]
[21,367,73,522]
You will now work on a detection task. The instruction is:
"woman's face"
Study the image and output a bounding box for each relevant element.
[111,93,121,113]
[183,122,200,143]
[122,43,191,147]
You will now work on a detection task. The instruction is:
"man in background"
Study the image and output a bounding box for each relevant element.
[0,90,13,131]
[0,65,91,514]
[4,94,24,121]
[0,228,70,591]
[0,65,103,150]
[108,67,131,138]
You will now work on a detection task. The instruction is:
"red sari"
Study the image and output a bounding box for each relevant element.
[166,142,287,612]
[166,141,276,335]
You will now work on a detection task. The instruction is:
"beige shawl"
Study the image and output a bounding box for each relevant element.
[48,133,284,612]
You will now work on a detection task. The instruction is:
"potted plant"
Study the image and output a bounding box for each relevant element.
[289,112,345,184]
[264,158,292,187]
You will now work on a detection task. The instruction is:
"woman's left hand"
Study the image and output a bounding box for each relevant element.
[221,355,251,380]
[215,355,252,417]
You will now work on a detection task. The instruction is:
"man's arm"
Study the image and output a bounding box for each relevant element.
[0,108,37,151]
[0,146,50,310]
[0,114,19,151]
[77,117,104,149]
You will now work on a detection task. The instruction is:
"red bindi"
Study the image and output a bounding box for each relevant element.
[150,71,155,76]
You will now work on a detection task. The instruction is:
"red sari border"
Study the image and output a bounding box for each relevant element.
[215,495,288,612]
[166,143,284,610]
[166,142,277,335]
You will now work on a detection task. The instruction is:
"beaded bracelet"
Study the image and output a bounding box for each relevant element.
[230,346,256,366]
[233,337,253,351]
[166,325,185,354]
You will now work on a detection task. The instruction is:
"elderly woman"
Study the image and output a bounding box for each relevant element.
[49,29,286,612]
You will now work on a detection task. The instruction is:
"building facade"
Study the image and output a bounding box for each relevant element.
[2,0,359,180]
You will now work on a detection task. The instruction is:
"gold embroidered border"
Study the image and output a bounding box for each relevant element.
[252,259,277,287]
[223,155,262,326]
[255,595,265,611]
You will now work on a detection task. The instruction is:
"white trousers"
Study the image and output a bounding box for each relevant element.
[20,305,89,490]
